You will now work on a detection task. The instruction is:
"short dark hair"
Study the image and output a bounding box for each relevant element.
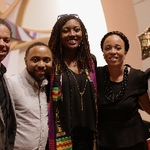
[100,31,129,52]
[25,42,50,57]
[0,18,12,38]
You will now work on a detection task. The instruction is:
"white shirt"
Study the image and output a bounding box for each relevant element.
[7,69,48,150]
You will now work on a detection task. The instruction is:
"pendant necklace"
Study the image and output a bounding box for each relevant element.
[68,68,88,110]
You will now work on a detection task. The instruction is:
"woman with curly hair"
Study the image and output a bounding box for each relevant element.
[48,14,97,150]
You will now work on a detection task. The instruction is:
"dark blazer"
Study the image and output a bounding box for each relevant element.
[0,67,16,150]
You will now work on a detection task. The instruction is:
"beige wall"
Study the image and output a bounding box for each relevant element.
[101,0,142,69]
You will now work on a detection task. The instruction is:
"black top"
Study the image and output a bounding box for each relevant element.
[53,67,96,138]
[97,65,150,148]
[63,69,96,132]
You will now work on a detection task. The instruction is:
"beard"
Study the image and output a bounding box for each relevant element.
[27,69,46,83]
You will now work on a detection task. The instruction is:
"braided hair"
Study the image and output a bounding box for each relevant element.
[100,31,130,52]
[48,15,93,73]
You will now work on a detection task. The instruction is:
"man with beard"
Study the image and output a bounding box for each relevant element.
[7,42,53,150]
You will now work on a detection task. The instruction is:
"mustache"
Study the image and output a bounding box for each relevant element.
[36,67,46,71]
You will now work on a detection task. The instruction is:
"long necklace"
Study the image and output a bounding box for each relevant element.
[68,68,88,110]
[104,65,129,102]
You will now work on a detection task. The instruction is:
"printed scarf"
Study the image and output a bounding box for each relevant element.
[48,58,97,150]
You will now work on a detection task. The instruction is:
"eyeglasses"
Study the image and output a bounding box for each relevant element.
[57,14,79,20]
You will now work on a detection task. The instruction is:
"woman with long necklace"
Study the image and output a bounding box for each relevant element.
[48,14,97,150]
[97,31,150,150]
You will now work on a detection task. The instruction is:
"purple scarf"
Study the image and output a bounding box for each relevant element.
[48,59,97,150]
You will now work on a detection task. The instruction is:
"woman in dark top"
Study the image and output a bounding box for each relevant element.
[97,31,150,150]
[48,14,97,150]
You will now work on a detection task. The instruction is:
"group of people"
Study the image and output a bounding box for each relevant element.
[0,14,150,150]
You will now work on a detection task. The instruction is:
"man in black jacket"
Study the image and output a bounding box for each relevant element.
[0,18,16,150]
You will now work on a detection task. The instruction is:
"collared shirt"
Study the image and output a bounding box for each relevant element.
[7,68,48,150]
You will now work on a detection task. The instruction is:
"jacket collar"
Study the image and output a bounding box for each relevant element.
[0,63,6,75]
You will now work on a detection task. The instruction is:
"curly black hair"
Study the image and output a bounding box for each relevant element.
[48,15,93,73]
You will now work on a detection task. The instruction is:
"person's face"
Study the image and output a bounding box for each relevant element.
[0,24,11,62]
[25,45,53,83]
[61,19,82,50]
[103,34,127,67]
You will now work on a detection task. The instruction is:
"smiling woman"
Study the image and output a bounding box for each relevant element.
[48,14,98,150]
[97,31,150,150]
